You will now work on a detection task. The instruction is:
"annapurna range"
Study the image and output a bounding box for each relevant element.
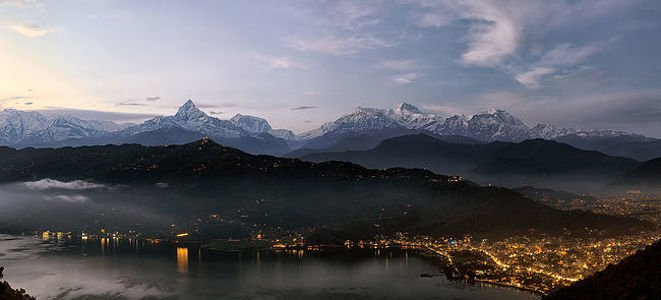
[0,100,657,158]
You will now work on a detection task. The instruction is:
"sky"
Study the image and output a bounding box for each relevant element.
[1,0,660,136]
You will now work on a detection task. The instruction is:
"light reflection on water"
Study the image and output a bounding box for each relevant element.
[0,234,539,300]
[176,247,189,274]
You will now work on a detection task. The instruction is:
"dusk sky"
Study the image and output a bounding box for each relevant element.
[1,0,660,136]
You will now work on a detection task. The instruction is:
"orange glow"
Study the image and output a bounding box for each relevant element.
[177,247,189,274]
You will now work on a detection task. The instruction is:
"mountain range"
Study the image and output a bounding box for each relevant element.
[1,100,659,160]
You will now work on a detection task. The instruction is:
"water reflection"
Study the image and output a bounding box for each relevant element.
[177,247,189,274]
[0,234,539,300]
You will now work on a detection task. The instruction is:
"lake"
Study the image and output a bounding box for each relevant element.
[0,234,538,299]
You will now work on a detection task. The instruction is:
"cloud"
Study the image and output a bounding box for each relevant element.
[406,0,630,68]
[292,106,317,110]
[209,111,223,115]
[377,59,421,71]
[253,54,305,70]
[47,194,90,203]
[287,35,394,55]
[146,96,161,101]
[323,0,381,30]
[24,101,33,105]
[117,102,147,106]
[539,43,601,67]
[1,96,27,101]
[514,67,555,89]
[515,43,602,88]
[391,73,421,85]
[10,24,51,37]
[24,179,106,190]
[407,0,526,66]
[378,59,424,84]
[0,0,43,8]
[280,1,395,56]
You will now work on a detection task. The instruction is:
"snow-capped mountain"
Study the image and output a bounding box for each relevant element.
[123,100,244,138]
[439,109,532,142]
[122,100,297,142]
[298,103,442,140]
[528,123,652,141]
[0,100,655,158]
[298,103,652,143]
[0,109,118,146]
[229,114,297,141]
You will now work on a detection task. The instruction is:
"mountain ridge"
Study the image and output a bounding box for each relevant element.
[297,134,641,192]
[0,138,651,240]
[1,101,657,159]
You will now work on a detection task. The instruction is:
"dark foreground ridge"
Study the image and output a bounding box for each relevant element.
[0,267,35,300]
[296,134,642,192]
[546,239,661,299]
[613,157,661,193]
[0,139,652,240]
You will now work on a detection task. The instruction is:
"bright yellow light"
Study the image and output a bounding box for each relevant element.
[177,247,189,274]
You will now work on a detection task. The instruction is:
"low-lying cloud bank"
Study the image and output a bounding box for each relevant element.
[23,179,106,190]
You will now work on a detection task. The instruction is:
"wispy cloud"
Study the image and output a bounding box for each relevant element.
[287,35,394,55]
[514,67,555,89]
[391,73,421,85]
[10,24,51,37]
[292,106,317,110]
[515,43,602,88]
[116,102,147,106]
[1,96,28,101]
[281,1,395,56]
[378,59,424,84]
[253,54,306,70]
[377,59,421,71]
[539,43,601,66]
[323,0,381,30]
[406,0,629,69]
[24,101,33,105]
[146,96,161,101]
[0,0,43,8]
[209,111,223,115]
[47,194,90,203]
[24,179,106,190]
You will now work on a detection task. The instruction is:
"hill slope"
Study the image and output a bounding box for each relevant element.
[612,157,661,192]
[546,239,661,299]
[298,135,640,192]
[0,139,650,240]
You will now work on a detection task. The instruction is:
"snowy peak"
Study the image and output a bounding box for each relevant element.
[174,99,207,121]
[301,102,647,143]
[395,102,422,114]
[474,109,524,125]
[0,108,121,145]
[123,100,298,141]
[230,114,272,134]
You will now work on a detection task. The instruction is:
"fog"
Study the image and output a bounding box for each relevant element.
[0,179,173,234]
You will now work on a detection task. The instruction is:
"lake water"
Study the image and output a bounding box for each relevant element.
[0,234,538,299]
